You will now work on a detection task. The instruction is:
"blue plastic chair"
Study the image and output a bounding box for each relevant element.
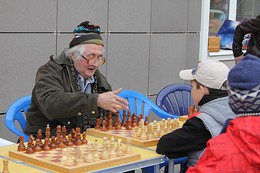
[117,90,179,173]
[4,95,31,142]
[117,90,178,120]
[155,84,194,173]
[156,83,194,116]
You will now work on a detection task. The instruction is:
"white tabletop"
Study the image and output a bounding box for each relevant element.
[0,138,14,146]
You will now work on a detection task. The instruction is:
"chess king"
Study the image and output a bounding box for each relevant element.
[24,20,128,138]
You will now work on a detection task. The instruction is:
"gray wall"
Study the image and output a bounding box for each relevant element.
[0,0,201,142]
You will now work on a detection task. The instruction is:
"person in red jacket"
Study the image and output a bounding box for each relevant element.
[187,54,260,173]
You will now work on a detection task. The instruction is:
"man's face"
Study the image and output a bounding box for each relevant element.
[73,44,103,79]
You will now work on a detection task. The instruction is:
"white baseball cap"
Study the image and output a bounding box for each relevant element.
[179,60,230,90]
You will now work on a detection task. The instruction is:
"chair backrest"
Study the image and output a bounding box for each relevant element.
[156,83,194,116]
[117,90,178,121]
[4,95,31,142]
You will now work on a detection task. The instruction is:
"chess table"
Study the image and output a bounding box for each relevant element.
[1,135,165,173]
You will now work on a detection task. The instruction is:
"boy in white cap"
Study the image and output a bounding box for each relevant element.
[156,60,236,172]
[187,54,260,172]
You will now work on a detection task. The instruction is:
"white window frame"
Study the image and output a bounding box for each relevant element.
[199,0,238,61]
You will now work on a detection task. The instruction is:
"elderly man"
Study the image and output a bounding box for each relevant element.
[25,20,128,137]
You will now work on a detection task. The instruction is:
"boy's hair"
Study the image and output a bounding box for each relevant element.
[194,80,228,95]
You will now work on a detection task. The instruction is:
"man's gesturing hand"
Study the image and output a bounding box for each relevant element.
[97,88,129,113]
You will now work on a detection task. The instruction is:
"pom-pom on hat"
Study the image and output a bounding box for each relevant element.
[69,21,104,48]
[228,54,260,115]
[179,60,230,90]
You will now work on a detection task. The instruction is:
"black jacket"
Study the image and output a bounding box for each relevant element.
[233,15,260,58]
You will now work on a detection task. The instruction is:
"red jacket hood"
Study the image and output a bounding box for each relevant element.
[228,116,260,167]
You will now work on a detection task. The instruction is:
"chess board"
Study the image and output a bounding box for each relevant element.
[88,116,188,147]
[87,128,159,147]
[9,142,141,173]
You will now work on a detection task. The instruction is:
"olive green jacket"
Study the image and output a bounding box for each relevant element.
[24,51,112,136]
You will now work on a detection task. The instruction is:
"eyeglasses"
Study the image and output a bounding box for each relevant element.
[81,54,106,66]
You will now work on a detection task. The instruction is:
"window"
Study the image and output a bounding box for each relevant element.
[200,0,260,61]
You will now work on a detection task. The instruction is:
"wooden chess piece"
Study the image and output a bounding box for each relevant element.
[2,160,9,173]
[50,136,57,149]
[26,138,34,154]
[37,129,43,147]
[132,114,137,127]
[116,139,124,157]
[58,135,66,148]
[29,134,35,148]
[121,110,127,127]
[109,137,117,158]
[144,116,149,126]
[70,128,76,144]
[81,131,88,144]
[45,124,51,139]
[66,134,74,146]
[124,138,132,154]
[101,119,107,131]
[18,136,26,151]
[113,112,119,127]
[100,137,109,160]
[33,139,42,152]
[93,140,100,161]
[95,118,101,129]
[43,138,51,151]
[62,125,68,144]
[107,116,113,130]
[74,127,82,146]
[115,118,122,130]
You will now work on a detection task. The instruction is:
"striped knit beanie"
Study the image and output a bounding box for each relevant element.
[69,21,103,48]
[228,54,260,115]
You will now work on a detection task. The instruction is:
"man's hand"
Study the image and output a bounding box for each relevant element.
[235,54,244,64]
[97,88,129,113]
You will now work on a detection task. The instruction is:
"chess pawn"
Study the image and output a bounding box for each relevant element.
[115,118,122,130]
[60,148,68,165]
[124,139,132,154]
[116,139,124,157]
[75,147,84,165]
[66,134,74,147]
[101,119,107,131]
[84,150,94,163]
[34,139,43,152]
[144,116,149,126]
[153,120,159,138]
[93,140,100,161]
[100,137,109,160]
[74,127,82,146]
[81,131,88,144]
[132,126,139,138]
[139,126,148,140]
[2,160,9,173]
[64,148,74,166]
[43,138,51,151]
[107,117,113,130]
[50,136,57,149]
[121,110,127,128]
[58,135,66,148]
[146,124,154,140]
[95,118,101,129]
[26,138,34,154]
[109,137,117,158]
[18,136,26,151]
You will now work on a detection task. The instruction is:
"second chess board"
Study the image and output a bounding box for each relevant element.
[87,128,159,147]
